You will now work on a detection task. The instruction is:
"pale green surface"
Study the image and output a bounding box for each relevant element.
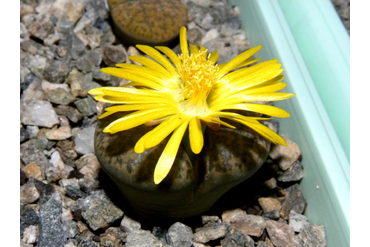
[229,0,350,246]
[279,0,350,160]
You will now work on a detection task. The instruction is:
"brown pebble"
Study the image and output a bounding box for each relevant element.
[24,162,43,180]
[266,220,296,247]
[280,184,307,219]
[258,197,282,213]
[269,136,301,171]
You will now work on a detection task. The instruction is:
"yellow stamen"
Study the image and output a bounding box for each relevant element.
[178,50,219,115]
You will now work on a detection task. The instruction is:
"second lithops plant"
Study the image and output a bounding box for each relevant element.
[107,0,188,46]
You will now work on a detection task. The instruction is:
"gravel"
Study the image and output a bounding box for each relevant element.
[19,0,330,246]
[330,0,350,34]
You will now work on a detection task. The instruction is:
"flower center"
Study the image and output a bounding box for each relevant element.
[178,50,219,115]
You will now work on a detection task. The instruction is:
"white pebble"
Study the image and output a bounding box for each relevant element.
[22,225,39,244]
[21,100,60,128]
[74,126,95,155]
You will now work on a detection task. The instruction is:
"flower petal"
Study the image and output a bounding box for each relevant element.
[220,60,282,87]
[209,61,283,103]
[154,119,190,184]
[208,49,219,64]
[90,87,177,105]
[95,87,167,97]
[210,112,271,121]
[134,130,152,154]
[115,63,167,80]
[225,92,295,103]
[104,108,177,134]
[94,95,171,104]
[136,45,178,77]
[179,26,189,58]
[189,44,199,55]
[234,58,262,69]
[155,46,182,72]
[200,116,236,129]
[144,114,187,149]
[218,45,262,77]
[208,112,286,145]
[134,115,186,153]
[231,117,287,146]
[100,68,166,90]
[215,104,291,118]
[189,117,203,154]
[218,58,262,72]
[98,103,169,119]
[241,82,287,94]
[128,55,173,78]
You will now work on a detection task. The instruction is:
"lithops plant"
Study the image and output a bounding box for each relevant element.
[108,0,188,46]
[89,27,295,220]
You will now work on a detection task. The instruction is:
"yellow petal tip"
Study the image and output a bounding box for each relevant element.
[88,88,103,95]
[101,68,109,73]
[154,166,169,185]
[134,145,145,154]
[154,172,166,184]
[280,139,288,147]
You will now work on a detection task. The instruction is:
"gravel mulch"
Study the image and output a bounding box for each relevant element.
[20,0,329,246]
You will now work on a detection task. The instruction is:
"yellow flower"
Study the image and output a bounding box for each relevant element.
[89,27,295,184]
